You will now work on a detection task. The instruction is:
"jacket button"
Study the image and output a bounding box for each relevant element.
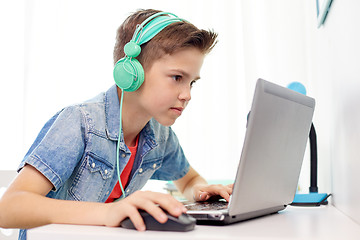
[121,153,126,158]
[139,168,143,173]
[152,164,156,169]
[91,163,95,168]
[104,169,108,174]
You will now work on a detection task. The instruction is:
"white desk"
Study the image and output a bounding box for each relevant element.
[28,205,360,240]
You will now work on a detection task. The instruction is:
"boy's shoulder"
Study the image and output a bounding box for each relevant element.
[68,85,115,115]
[51,87,112,137]
[58,92,106,122]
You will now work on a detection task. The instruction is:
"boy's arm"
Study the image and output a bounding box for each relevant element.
[0,165,109,229]
[173,166,233,202]
[0,165,186,231]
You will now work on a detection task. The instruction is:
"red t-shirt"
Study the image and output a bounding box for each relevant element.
[105,136,139,203]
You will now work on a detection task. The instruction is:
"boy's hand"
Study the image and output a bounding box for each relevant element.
[192,183,234,202]
[104,190,187,231]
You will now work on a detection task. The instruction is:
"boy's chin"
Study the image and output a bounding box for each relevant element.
[155,118,177,127]
[159,121,176,127]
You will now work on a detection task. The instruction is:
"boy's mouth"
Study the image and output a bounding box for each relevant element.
[170,107,184,115]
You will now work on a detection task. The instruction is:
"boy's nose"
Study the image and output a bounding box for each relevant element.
[179,86,191,102]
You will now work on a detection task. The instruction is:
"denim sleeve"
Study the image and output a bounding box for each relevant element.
[18,106,86,191]
[150,127,190,181]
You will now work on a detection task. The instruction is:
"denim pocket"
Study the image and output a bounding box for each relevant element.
[87,152,114,180]
[137,158,162,176]
[125,158,163,196]
[68,152,114,201]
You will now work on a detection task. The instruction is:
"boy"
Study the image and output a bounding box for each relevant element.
[0,9,233,239]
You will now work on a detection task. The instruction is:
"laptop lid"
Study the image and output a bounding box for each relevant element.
[228,78,315,216]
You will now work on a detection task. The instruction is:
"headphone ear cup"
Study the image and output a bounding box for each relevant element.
[113,57,144,92]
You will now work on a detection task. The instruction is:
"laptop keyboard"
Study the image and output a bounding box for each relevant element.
[185,200,229,211]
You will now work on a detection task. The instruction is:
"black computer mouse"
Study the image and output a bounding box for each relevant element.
[120,209,196,232]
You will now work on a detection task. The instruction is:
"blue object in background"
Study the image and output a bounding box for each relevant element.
[287,82,307,95]
[292,193,331,206]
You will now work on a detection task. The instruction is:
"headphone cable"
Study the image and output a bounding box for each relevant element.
[116,88,126,199]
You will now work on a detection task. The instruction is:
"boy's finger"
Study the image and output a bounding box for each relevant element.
[194,191,209,202]
[199,192,209,201]
[218,190,231,202]
[149,192,187,216]
[128,210,146,231]
[226,184,234,194]
[141,204,168,224]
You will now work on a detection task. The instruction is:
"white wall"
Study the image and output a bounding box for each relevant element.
[304,0,360,225]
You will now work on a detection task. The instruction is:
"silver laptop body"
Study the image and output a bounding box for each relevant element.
[186,78,315,224]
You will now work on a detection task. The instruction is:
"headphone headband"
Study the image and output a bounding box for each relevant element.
[136,17,184,45]
[132,12,184,46]
[131,12,179,42]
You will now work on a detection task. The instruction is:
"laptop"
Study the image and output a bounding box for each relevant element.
[185,78,315,224]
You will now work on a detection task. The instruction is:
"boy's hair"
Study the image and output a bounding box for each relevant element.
[113,9,218,71]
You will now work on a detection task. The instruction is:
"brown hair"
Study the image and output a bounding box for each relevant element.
[113,9,218,71]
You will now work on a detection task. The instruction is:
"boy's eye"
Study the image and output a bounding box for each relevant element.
[172,75,182,81]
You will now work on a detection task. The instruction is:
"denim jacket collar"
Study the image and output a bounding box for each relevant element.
[104,85,121,141]
[104,85,157,149]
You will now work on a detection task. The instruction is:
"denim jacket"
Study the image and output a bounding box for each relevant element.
[18,85,189,240]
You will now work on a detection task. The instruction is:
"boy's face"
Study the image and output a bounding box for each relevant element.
[136,47,205,126]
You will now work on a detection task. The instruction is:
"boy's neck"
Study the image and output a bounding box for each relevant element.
[122,115,147,147]
[117,87,150,147]
[124,133,138,147]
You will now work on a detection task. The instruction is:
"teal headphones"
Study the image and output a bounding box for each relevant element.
[113,12,184,199]
[113,12,184,92]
